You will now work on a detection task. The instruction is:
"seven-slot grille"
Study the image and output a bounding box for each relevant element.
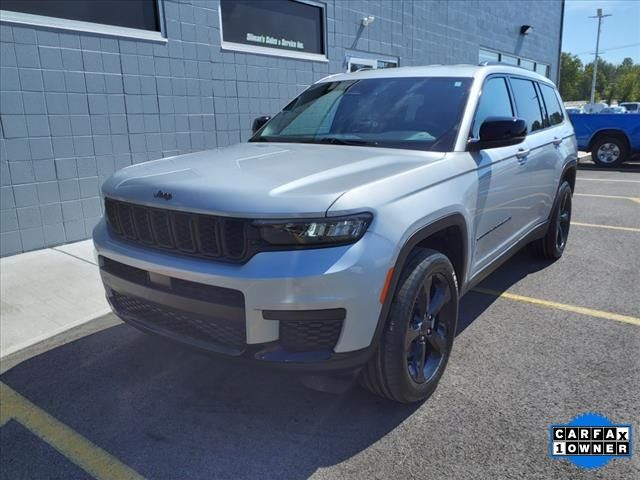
[104,198,250,262]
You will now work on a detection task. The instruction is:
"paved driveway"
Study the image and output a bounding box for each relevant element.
[1,162,639,480]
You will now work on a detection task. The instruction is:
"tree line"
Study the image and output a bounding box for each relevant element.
[559,53,640,103]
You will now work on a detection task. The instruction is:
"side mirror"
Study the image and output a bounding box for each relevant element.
[468,117,527,150]
[252,116,271,134]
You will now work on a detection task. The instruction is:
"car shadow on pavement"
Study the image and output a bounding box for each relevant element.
[1,249,552,480]
[1,323,421,480]
[457,249,554,335]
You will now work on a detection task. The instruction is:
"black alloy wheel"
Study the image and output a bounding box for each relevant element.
[361,248,459,403]
[532,180,572,259]
[406,272,452,384]
[555,187,571,251]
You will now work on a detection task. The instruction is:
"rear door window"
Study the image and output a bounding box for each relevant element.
[472,77,514,138]
[510,78,545,134]
[539,83,564,126]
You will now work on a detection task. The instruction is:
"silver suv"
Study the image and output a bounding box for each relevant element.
[94,65,577,403]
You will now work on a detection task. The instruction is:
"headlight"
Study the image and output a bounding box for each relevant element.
[254,213,372,246]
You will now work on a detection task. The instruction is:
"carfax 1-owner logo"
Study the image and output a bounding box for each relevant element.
[550,413,633,469]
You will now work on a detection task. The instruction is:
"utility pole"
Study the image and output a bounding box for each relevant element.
[589,8,611,104]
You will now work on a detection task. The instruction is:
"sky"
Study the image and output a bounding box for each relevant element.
[562,0,640,65]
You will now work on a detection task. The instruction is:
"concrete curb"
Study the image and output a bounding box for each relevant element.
[0,312,121,375]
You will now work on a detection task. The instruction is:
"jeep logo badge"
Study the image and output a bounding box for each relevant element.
[154,190,172,201]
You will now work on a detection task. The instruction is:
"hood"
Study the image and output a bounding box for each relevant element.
[102,142,445,217]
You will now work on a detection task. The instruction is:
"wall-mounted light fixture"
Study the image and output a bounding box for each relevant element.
[520,25,533,35]
[361,15,375,27]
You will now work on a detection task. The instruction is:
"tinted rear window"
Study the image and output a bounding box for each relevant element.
[510,78,545,133]
[539,84,564,126]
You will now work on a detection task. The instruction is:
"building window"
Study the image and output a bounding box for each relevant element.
[346,57,398,72]
[519,59,535,71]
[535,63,550,77]
[377,60,399,69]
[501,54,519,66]
[1,0,160,32]
[479,48,550,78]
[478,49,499,63]
[220,0,327,62]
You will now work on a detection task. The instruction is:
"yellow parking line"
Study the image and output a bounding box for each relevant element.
[473,288,640,327]
[572,221,640,233]
[577,178,640,184]
[0,382,145,480]
[575,193,640,204]
[0,397,11,427]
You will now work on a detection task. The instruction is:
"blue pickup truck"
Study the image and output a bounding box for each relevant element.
[569,113,640,167]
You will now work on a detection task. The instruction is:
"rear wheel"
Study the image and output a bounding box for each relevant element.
[361,249,458,403]
[532,181,572,259]
[591,135,629,167]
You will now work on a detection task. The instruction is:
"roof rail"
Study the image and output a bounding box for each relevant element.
[478,61,538,73]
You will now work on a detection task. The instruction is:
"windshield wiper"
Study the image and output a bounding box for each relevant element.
[315,137,379,147]
[250,136,378,146]
[249,136,314,143]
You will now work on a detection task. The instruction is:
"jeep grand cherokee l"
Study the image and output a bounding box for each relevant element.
[94,65,577,403]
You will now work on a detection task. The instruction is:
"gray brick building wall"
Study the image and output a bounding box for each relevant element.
[0,0,563,256]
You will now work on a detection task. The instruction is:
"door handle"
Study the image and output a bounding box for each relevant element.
[552,137,563,146]
[516,148,530,161]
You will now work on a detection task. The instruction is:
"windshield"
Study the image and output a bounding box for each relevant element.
[250,76,473,152]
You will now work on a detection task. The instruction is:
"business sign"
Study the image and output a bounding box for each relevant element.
[220,0,326,59]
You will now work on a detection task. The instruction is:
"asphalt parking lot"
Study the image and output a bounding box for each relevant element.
[1,159,639,480]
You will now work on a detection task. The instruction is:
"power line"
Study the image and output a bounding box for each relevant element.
[602,43,640,52]
[573,43,640,55]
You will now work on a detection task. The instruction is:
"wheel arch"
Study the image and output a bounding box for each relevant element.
[368,213,469,353]
[398,213,468,286]
[587,129,630,153]
[560,160,577,193]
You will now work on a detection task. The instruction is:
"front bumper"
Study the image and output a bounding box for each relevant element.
[93,219,396,371]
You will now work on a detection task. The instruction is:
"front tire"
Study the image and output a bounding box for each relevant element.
[361,249,458,403]
[532,181,572,259]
